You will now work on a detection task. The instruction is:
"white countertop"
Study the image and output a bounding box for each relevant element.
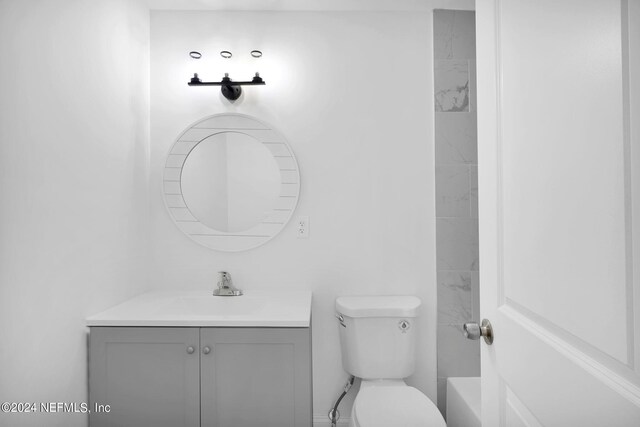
[86,290,312,327]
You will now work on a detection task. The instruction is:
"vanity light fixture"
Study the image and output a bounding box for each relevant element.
[187,50,265,101]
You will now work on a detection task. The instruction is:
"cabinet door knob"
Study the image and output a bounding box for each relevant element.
[203,346,211,355]
[187,346,195,354]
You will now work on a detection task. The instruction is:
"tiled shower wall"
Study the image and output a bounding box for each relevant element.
[433,9,480,417]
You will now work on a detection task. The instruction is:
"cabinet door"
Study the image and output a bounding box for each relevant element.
[89,327,200,427]
[200,328,312,427]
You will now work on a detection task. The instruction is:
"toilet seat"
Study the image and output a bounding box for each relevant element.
[352,386,446,427]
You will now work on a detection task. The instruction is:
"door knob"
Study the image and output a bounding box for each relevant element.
[203,346,211,355]
[463,319,494,345]
[186,346,195,354]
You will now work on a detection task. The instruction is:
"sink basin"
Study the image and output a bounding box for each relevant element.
[86,290,311,327]
[158,295,268,317]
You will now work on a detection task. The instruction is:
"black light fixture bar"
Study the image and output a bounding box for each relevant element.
[188,72,264,101]
[188,81,265,86]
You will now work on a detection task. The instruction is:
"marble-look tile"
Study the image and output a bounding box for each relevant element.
[437,324,481,377]
[470,164,478,218]
[468,59,477,112]
[435,60,469,112]
[436,165,470,217]
[433,10,476,61]
[435,112,477,164]
[452,11,476,61]
[471,270,480,322]
[436,218,479,271]
[433,10,455,59]
[438,270,472,325]
[437,377,448,418]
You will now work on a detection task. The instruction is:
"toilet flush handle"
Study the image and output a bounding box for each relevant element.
[463,319,494,345]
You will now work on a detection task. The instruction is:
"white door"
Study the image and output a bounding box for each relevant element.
[476,0,640,425]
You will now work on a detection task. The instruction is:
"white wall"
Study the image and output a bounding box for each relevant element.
[149,10,437,422]
[0,1,150,426]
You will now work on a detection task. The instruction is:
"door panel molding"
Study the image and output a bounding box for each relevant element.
[501,304,640,404]
[499,306,640,426]
[624,0,640,376]
[496,0,633,365]
[505,298,640,386]
[621,0,637,372]
[505,384,543,427]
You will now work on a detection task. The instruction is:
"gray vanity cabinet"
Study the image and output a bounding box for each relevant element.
[89,327,200,427]
[200,328,311,427]
[89,327,311,427]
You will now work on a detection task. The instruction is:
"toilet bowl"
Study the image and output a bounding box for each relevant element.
[336,296,446,427]
[350,381,446,427]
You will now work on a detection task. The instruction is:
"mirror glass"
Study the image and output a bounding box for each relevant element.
[181,132,281,232]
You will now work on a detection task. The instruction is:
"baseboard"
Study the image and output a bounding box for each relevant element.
[313,414,351,427]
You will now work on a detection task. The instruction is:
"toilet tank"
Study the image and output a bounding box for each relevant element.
[336,296,421,380]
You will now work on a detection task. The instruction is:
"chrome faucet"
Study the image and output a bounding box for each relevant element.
[213,271,243,296]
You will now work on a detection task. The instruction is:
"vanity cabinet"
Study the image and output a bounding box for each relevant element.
[89,327,312,427]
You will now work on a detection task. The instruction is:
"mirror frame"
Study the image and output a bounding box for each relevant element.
[163,113,300,252]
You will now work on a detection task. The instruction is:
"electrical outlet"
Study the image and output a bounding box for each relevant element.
[297,216,309,238]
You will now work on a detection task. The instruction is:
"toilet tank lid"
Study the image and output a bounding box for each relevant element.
[336,296,421,318]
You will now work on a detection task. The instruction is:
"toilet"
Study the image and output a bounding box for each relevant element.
[336,296,446,427]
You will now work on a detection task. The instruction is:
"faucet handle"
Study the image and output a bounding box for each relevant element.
[213,271,241,296]
[217,271,232,287]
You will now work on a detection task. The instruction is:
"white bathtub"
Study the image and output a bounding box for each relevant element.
[446,377,481,427]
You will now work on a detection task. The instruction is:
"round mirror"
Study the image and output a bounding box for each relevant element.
[163,113,300,252]
[181,132,281,232]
